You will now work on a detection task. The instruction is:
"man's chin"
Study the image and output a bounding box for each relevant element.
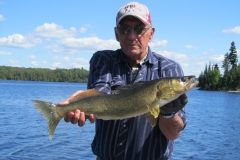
[125,48,141,55]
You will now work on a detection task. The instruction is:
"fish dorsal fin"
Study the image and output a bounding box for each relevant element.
[68,89,104,103]
[145,112,158,126]
[111,81,147,94]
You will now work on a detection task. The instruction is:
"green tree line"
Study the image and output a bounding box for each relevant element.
[0,66,89,82]
[198,41,240,91]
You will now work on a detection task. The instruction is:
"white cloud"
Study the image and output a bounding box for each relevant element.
[0,14,5,21]
[54,56,89,63]
[202,52,209,55]
[55,55,88,62]
[0,34,41,48]
[52,56,71,62]
[158,50,173,57]
[9,60,20,67]
[30,60,48,66]
[70,63,89,69]
[73,58,89,63]
[52,62,61,68]
[0,51,12,55]
[237,49,240,56]
[196,61,207,67]
[47,37,120,54]
[63,56,70,62]
[184,45,198,50]
[149,39,168,48]
[28,55,36,59]
[79,27,87,33]
[222,26,240,34]
[51,56,89,69]
[209,55,224,62]
[157,50,188,63]
[180,63,189,68]
[174,53,188,60]
[33,23,87,38]
[31,61,39,66]
[52,56,60,60]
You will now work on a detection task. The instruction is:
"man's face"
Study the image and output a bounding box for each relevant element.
[115,16,155,62]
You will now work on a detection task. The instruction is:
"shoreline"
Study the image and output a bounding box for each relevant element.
[227,90,240,93]
[197,88,240,93]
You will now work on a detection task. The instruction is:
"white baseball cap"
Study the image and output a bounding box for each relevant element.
[116,2,152,26]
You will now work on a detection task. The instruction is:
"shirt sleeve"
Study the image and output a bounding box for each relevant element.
[162,60,187,128]
[87,51,113,94]
[173,62,187,129]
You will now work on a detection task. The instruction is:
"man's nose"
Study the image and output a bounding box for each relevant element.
[127,29,138,40]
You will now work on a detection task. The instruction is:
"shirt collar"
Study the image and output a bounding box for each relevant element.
[142,46,154,65]
[117,46,154,65]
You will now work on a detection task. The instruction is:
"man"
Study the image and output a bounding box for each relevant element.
[59,2,188,160]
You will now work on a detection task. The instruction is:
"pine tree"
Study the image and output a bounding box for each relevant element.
[212,64,221,90]
[222,52,230,74]
[228,41,238,69]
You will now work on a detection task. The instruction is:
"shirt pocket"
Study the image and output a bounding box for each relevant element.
[150,68,161,80]
[110,76,125,91]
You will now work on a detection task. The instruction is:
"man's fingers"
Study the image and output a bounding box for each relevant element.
[64,109,95,126]
[88,114,96,123]
[78,112,86,127]
[71,110,81,124]
[58,99,70,106]
[64,112,74,122]
[172,97,182,108]
[179,94,188,106]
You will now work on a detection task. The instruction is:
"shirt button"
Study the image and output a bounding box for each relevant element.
[123,124,126,127]
[120,143,122,146]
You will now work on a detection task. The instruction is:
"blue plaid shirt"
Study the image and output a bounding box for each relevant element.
[87,47,186,160]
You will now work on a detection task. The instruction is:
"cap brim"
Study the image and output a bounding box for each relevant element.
[116,14,149,25]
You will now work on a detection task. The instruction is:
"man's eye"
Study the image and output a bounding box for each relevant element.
[123,27,130,32]
[135,27,144,34]
[119,27,130,34]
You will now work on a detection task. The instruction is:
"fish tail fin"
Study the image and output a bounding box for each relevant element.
[32,100,62,139]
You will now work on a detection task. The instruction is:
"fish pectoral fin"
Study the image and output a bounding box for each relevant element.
[145,112,158,126]
[68,89,104,103]
[147,105,160,118]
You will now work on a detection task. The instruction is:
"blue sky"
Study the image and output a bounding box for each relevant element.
[0,0,239,77]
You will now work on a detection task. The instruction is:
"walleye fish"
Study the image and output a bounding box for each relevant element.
[32,76,198,139]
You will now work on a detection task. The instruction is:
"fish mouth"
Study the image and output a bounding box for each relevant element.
[190,79,199,89]
[173,76,198,92]
[183,76,199,91]
[168,76,198,94]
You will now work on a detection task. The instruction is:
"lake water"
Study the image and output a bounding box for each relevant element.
[0,80,239,160]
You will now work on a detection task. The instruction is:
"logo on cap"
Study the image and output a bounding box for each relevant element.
[124,4,136,13]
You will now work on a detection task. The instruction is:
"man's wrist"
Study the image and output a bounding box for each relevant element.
[160,112,176,119]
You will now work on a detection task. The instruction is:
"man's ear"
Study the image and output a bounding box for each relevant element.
[114,27,120,42]
[149,27,155,42]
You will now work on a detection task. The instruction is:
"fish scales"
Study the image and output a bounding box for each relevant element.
[58,79,159,119]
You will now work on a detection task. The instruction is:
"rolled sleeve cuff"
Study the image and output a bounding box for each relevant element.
[177,108,187,130]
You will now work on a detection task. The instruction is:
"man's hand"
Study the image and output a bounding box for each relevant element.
[58,90,96,127]
[160,94,188,114]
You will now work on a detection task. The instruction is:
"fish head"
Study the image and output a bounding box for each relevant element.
[171,76,198,93]
[156,76,198,104]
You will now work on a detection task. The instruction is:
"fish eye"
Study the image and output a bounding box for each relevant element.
[181,77,187,82]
